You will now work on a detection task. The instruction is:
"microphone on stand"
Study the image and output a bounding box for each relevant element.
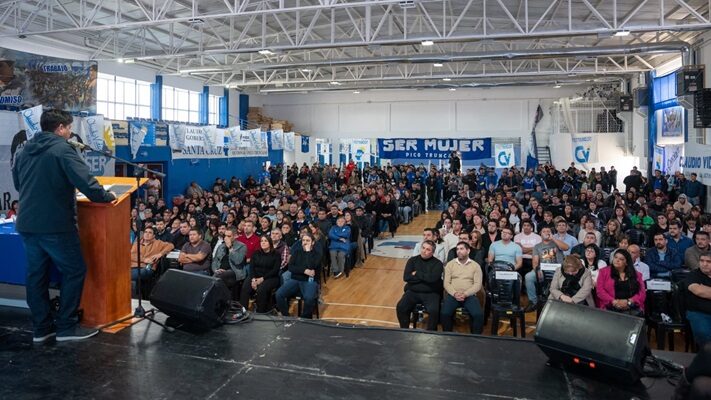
[67,139,92,151]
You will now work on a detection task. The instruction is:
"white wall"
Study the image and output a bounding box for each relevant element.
[255,87,579,144]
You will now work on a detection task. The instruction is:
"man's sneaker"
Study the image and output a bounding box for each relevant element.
[33,332,56,344]
[334,272,344,279]
[56,326,99,342]
[523,303,537,313]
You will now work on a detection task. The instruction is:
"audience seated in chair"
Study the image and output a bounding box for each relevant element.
[596,249,646,316]
[686,231,711,271]
[130,226,174,283]
[685,254,711,347]
[548,255,594,306]
[212,228,247,289]
[177,228,211,275]
[396,240,444,331]
[645,232,683,279]
[239,235,281,313]
[440,242,484,334]
[276,232,321,319]
[524,226,567,312]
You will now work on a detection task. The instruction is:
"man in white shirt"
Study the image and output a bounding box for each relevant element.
[514,219,542,277]
[443,219,464,253]
[628,244,650,281]
[413,228,447,265]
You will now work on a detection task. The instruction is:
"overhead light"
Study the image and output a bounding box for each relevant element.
[448,88,456,91]
[116,58,125,63]
[614,30,631,37]
[421,40,434,46]
[442,78,451,81]
[330,81,341,85]
[301,68,312,72]
[433,63,443,67]
[554,84,562,88]
[258,49,274,55]
[353,90,360,94]
[124,59,135,64]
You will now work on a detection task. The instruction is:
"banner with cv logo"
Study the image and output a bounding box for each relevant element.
[494,143,515,168]
[571,135,598,164]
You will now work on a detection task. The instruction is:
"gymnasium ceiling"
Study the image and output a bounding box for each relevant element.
[0,0,710,93]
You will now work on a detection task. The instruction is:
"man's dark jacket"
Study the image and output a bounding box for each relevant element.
[12,131,114,233]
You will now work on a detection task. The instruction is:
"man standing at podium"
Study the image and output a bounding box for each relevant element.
[12,109,116,344]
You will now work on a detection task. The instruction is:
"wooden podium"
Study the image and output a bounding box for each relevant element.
[77,177,146,328]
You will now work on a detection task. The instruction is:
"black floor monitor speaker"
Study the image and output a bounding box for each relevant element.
[150,269,231,329]
[534,301,649,382]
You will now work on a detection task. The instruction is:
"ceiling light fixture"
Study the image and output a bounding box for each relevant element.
[330,81,341,85]
[353,90,360,94]
[554,84,562,88]
[433,63,443,67]
[421,40,434,46]
[442,78,451,81]
[179,67,226,74]
[614,30,631,37]
[448,88,456,91]
[258,49,274,55]
[301,68,312,72]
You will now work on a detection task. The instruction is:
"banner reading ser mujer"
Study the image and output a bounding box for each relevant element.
[377,138,492,160]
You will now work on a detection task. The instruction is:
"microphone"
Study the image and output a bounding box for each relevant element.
[67,139,91,151]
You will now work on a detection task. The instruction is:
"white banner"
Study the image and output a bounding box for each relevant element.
[664,144,684,175]
[494,143,516,168]
[653,145,665,172]
[682,143,711,185]
[271,129,284,150]
[171,126,267,160]
[350,139,371,162]
[571,135,598,164]
[75,115,115,177]
[1,110,22,211]
[19,105,43,140]
[284,131,295,152]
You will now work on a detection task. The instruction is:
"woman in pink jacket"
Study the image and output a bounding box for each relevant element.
[595,249,646,316]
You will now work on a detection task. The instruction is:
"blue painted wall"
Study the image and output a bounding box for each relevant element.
[115,145,283,204]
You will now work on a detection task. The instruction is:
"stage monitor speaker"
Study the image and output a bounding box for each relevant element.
[534,301,648,382]
[150,269,231,329]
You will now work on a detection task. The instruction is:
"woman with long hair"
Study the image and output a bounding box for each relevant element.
[595,249,646,316]
[239,235,282,313]
[275,232,322,318]
[582,244,607,285]
[471,214,486,235]
[601,219,623,248]
[468,230,487,267]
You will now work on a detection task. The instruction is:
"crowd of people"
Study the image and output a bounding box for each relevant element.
[128,158,711,346]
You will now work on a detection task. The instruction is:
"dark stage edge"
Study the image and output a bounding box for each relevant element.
[0,305,694,400]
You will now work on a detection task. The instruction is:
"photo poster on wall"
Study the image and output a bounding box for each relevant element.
[350,139,371,162]
[653,145,665,172]
[271,129,284,150]
[571,135,599,164]
[74,115,115,176]
[0,48,97,113]
[284,131,295,152]
[301,136,310,153]
[494,143,516,169]
[0,110,22,211]
[664,144,684,175]
[656,106,685,145]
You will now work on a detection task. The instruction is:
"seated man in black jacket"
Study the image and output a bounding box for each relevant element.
[396,240,444,331]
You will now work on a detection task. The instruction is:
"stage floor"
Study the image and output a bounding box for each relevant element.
[0,305,694,400]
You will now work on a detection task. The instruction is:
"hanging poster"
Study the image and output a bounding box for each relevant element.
[664,144,684,175]
[494,143,516,168]
[571,135,598,164]
[111,120,129,146]
[301,136,310,153]
[271,129,284,150]
[656,106,685,145]
[74,116,115,176]
[170,125,266,159]
[350,139,371,162]
[653,145,665,172]
[19,105,42,140]
[129,120,156,159]
[284,131,295,152]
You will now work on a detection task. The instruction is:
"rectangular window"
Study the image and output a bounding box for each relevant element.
[208,95,220,125]
[96,73,152,120]
[163,86,201,123]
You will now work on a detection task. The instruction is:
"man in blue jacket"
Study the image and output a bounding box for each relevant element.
[645,232,683,279]
[12,109,116,344]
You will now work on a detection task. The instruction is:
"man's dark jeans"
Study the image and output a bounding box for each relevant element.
[20,231,87,336]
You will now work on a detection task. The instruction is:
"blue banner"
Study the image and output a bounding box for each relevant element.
[301,136,310,153]
[377,138,491,160]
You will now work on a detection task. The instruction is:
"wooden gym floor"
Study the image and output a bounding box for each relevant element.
[319,212,693,350]
[319,211,537,336]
